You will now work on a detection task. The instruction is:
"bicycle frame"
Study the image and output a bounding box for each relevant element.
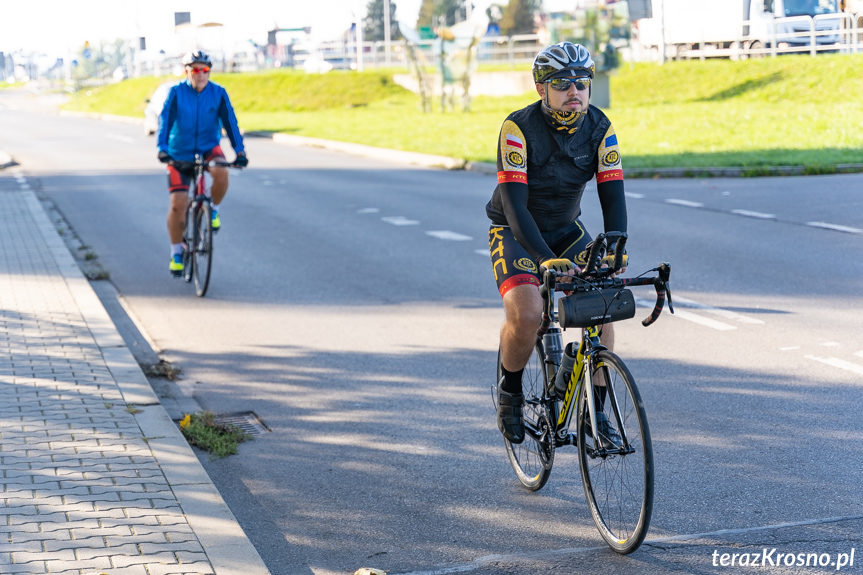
[531,232,672,455]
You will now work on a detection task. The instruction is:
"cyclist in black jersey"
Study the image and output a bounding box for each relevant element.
[487,42,628,444]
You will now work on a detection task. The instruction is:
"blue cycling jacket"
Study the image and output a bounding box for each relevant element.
[157,79,244,161]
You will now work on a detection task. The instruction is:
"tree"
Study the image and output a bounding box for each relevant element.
[364,0,402,41]
[416,0,470,28]
[500,0,542,36]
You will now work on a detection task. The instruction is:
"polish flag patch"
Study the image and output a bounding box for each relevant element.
[505,135,523,149]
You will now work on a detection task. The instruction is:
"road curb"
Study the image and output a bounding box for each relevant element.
[20,186,272,575]
[257,131,466,170]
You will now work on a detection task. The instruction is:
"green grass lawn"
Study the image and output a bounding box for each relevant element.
[62,54,863,171]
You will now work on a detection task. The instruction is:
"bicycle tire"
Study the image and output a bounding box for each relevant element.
[182,205,194,283]
[193,202,213,297]
[498,346,554,491]
[577,350,653,554]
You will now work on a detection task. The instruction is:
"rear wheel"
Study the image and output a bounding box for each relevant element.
[498,345,554,491]
[193,202,213,297]
[577,350,653,553]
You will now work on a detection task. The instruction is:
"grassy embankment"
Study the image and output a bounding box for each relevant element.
[62,55,863,171]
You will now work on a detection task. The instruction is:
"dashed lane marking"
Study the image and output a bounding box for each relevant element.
[665,198,705,208]
[805,355,863,376]
[806,221,863,234]
[426,230,472,241]
[382,216,420,226]
[731,209,776,220]
[651,196,860,235]
[635,297,736,331]
[625,192,644,199]
[670,295,765,325]
[475,249,490,256]
[357,208,379,214]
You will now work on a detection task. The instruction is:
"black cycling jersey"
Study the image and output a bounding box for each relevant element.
[485,101,627,265]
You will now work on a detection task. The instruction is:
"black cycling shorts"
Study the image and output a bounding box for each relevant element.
[166,145,225,193]
[488,220,594,297]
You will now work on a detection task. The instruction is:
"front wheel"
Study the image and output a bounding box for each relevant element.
[498,345,554,491]
[577,350,653,554]
[193,202,213,297]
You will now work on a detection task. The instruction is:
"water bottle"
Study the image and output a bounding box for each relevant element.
[553,342,578,398]
[542,327,563,368]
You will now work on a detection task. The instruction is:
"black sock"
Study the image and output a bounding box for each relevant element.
[500,366,524,395]
[593,385,607,411]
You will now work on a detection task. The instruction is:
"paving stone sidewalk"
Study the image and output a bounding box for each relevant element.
[0,170,270,575]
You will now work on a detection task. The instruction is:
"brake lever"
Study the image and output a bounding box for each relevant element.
[665,281,674,314]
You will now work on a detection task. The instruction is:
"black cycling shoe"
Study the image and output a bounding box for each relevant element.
[497,390,525,444]
[585,412,623,451]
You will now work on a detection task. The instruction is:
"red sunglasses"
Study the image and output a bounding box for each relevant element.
[190,67,210,74]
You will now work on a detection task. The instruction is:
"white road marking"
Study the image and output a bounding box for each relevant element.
[856,351,863,359]
[475,249,490,256]
[396,514,863,575]
[731,209,776,219]
[780,346,801,351]
[665,198,704,208]
[426,230,472,241]
[357,208,379,214]
[635,297,736,330]
[106,133,136,144]
[625,192,644,199]
[821,341,840,347]
[670,295,765,325]
[382,216,419,226]
[805,355,863,376]
[806,221,863,234]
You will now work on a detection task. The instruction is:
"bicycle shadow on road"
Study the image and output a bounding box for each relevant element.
[155,341,863,575]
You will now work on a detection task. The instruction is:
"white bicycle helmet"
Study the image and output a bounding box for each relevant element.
[532,42,595,83]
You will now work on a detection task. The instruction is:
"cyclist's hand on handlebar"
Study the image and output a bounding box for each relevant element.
[233,151,248,168]
[601,249,628,277]
[539,258,579,278]
[158,150,172,164]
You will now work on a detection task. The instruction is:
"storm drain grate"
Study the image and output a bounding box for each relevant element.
[214,412,270,436]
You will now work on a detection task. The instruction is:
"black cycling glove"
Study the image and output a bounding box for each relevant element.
[234,152,248,168]
[157,150,172,164]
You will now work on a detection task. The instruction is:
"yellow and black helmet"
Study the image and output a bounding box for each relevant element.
[532,42,595,83]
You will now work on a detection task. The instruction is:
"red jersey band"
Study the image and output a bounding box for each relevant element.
[497,171,528,184]
[597,169,623,183]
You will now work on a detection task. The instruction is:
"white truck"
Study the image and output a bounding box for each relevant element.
[635,0,843,57]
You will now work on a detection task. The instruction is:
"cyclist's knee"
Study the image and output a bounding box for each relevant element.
[503,286,542,332]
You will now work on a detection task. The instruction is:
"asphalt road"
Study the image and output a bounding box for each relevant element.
[2,88,862,575]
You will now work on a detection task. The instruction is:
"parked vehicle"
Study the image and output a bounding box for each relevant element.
[143,81,178,136]
[635,0,842,57]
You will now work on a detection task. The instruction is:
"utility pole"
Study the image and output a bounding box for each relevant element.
[659,0,666,65]
[356,3,364,72]
[384,0,391,67]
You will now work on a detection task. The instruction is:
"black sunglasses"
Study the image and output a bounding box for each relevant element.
[547,77,591,92]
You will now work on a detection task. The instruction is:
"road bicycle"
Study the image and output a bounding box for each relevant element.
[493,232,673,554]
[169,155,242,297]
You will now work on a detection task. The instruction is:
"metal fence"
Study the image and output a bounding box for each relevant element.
[263,34,544,72]
[656,12,863,61]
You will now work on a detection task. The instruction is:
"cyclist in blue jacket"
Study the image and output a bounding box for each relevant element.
[157,51,248,277]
